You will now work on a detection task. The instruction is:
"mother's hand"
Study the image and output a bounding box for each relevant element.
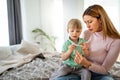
[74,50,91,68]
[74,50,83,64]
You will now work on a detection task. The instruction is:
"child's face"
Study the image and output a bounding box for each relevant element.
[67,28,82,41]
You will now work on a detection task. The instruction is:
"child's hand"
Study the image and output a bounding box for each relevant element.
[81,43,90,57]
[81,43,88,50]
[61,44,76,60]
[68,44,76,52]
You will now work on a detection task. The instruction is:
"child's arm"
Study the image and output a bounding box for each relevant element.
[81,43,90,57]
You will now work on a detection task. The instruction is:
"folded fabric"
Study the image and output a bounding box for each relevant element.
[0,40,43,74]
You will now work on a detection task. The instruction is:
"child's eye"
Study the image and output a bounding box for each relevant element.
[70,30,74,32]
[76,31,80,32]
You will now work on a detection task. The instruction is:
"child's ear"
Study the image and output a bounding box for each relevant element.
[67,28,69,33]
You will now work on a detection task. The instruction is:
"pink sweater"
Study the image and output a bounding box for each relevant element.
[85,31,120,74]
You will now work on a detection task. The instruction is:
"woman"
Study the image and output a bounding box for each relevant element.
[57,4,120,80]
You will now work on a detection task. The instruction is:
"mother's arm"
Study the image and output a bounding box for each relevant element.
[88,39,120,74]
[75,39,120,74]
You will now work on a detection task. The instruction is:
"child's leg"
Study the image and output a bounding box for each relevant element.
[73,68,91,80]
[50,64,72,80]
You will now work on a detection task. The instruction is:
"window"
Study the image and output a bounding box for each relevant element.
[0,0,9,46]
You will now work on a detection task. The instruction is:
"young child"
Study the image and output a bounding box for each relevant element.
[50,19,91,80]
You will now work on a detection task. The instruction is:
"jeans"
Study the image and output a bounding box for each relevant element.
[50,64,91,80]
[57,74,79,80]
[56,71,114,80]
[91,71,114,80]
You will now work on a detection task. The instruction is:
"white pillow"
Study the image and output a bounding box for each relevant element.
[0,47,12,60]
[17,40,41,55]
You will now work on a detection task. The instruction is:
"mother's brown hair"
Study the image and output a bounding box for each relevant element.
[83,4,120,39]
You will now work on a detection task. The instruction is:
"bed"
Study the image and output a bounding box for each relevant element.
[0,40,120,80]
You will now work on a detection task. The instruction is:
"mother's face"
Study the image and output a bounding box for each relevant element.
[83,15,102,33]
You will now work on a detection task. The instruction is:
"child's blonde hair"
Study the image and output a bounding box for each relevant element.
[67,19,82,30]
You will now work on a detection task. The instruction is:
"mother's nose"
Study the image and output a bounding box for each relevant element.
[86,24,90,28]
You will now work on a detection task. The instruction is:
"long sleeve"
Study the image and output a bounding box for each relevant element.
[85,31,120,74]
[89,39,120,74]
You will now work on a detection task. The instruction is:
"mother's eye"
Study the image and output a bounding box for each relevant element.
[88,20,92,23]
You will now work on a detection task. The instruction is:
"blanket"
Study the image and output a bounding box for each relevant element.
[0,55,62,80]
[0,55,120,80]
[0,40,44,74]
